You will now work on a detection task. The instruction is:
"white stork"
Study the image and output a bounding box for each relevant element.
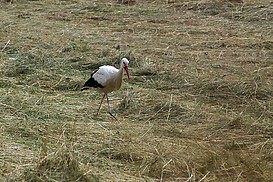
[81,58,130,119]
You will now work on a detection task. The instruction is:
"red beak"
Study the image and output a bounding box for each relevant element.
[124,66,130,80]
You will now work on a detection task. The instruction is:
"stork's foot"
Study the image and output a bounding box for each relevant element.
[108,112,117,120]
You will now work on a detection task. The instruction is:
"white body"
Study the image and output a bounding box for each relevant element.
[93,65,122,93]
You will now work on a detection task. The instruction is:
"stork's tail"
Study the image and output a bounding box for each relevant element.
[81,86,91,91]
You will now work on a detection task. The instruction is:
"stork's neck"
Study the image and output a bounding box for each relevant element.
[117,67,124,80]
[120,60,123,69]
[113,61,124,90]
[118,60,124,76]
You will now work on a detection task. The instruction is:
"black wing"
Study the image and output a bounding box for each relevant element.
[81,69,104,91]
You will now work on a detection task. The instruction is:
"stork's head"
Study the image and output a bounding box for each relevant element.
[121,58,130,80]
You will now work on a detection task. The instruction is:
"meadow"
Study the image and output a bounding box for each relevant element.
[0,0,272,181]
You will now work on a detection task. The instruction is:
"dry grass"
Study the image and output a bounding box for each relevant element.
[1,0,273,181]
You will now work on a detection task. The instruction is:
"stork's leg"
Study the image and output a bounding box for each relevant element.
[106,94,117,120]
[105,94,111,113]
[96,94,106,116]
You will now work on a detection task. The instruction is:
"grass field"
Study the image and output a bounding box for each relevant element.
[1,0,273,181]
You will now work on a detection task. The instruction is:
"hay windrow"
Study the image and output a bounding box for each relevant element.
[1,0,273,181]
